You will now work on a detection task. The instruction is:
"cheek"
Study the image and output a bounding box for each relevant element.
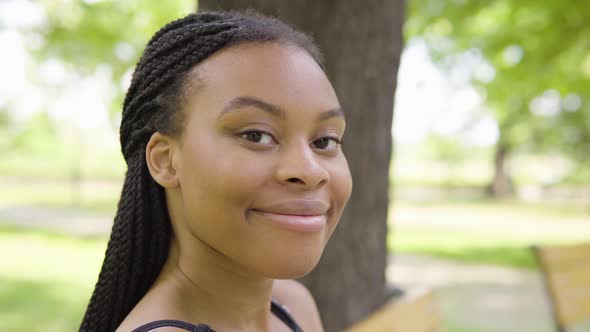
[179,133,272,215]
[330,156,353,212]
[176,134,272,256]
[321,156,352,242]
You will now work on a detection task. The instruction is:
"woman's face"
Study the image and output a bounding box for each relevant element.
[172,42,352,279]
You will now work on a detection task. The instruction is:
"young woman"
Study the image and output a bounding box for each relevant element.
[80,10,352,332]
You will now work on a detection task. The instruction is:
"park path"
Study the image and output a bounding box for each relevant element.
[387,253,555,332]
[1,204,588,332]
[389,202,590,332]
[0,204,114,236]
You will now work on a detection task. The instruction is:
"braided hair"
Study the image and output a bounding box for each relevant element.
[79,11,323,332]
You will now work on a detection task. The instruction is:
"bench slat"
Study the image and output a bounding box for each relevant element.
[536,243,590,270]
[346,288,443,332]
[534,243,590,329]
[545,265,590,326]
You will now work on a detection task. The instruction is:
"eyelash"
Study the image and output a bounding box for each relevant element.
[239,130,343,149]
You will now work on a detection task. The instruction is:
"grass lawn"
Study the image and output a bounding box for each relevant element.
[0,179,121,215]
[390,226,539,268]
[389,199,590,269]
[0,148,125,181]
[0,227,106,332]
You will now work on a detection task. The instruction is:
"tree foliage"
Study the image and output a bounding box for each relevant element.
[28,0,194,118]
[407,0,590,163]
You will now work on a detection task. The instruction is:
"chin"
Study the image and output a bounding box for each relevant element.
[257,246,324,279]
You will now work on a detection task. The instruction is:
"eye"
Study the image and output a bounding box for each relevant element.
[312,136,342,150]
[240,130,276,145]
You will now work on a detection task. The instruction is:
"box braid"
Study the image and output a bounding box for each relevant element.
[79,10,323,332]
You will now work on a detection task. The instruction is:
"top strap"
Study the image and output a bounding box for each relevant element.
[130,320,214,332]
[130,300,302,332]
[271,300,304,332]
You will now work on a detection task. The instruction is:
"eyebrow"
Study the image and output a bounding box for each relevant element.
[218,96,345,121]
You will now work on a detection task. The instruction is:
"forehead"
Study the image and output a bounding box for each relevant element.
[184,42,339,117]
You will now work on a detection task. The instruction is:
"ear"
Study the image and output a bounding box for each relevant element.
[145,132,179,188]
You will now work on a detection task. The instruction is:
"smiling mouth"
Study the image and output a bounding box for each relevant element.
[250,209,326,233]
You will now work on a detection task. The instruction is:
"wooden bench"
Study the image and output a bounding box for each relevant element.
[532,242,590,332]
[346,287,444,332]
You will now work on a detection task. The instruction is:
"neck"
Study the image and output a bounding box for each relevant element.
[155,236,275,332]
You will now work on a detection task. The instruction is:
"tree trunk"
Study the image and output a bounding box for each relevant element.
[488,142,514,198]
[199,1,404,330]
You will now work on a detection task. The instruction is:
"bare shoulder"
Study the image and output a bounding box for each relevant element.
[272,279,325,332]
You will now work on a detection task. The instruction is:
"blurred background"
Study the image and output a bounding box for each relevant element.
[1,1,589,331]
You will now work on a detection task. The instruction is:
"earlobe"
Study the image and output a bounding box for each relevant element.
[145,132,179,188]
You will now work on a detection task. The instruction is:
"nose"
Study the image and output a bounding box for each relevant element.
[275,141,329,190]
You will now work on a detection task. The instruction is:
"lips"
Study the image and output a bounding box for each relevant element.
[252,200,329,216]
[250,200,330,232]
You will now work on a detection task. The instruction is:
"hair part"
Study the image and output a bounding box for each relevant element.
[80,10,323,332]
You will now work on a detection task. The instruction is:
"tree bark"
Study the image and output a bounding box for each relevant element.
[199,1,404,330]
[488,142,514,198]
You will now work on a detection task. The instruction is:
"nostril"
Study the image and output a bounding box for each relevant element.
[287,177,303,184]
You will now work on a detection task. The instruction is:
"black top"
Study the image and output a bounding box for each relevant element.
[130,300,303,332]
